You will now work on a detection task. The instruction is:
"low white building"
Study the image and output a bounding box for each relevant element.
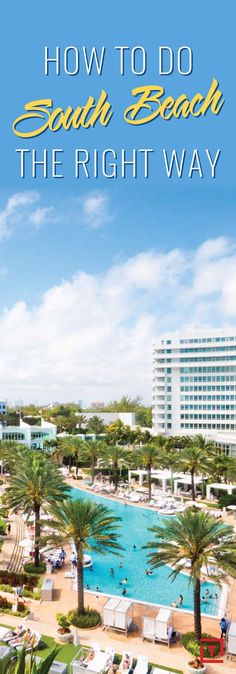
[82,412,136,426]
[0,418,56,449]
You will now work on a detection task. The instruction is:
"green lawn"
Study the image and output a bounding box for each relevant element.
[35,635,78,664]
[35,635,183,672]
[0,624,183,673]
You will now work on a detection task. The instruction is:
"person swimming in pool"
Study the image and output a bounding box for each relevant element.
[177,594,183,606]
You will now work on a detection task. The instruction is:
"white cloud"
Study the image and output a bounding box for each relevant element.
[28,206,54,229]
[0,191,39,240]
[0,190,112,239]
[81,191,112,228]
[1,237,236,404]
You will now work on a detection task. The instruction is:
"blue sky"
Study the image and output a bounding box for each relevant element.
[1,2,236,404]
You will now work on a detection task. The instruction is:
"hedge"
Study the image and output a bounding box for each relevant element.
[0,582,41,600]
[0,569,39,591]
[0,594,29,617]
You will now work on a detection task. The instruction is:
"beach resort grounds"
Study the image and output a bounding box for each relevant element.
[0,477,235,674]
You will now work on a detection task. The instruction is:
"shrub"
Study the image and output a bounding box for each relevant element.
[68,608,101,628]
[23,587,41,600]
[182,632,221,658]
[0,570,38,590]
[0,518,7,535]
[23,562,46,575]
[0,582,41,600]
[57,613,71,630]
[0,595,28,617]
[218,493,236,509]
[0,595,11,609]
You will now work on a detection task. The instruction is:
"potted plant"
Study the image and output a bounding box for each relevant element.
[186,642,206,673]
[56,613,72,643]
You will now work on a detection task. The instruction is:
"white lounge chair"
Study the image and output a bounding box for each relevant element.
[133,655,148,674]
[2,626,25,642]
[118,652,133,674]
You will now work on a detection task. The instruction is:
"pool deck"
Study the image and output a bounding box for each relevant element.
[0,478,236,674]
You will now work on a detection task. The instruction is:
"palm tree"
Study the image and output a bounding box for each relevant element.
[50,498,122,613]
[76,414,88,432]
[0,441,28,473]
[79,440,106,484]
[86,416,105,435]
[194,434,215,453]
[99,445,132,491]
[69,437,84,477]
[151,434,167,450]
[55,437,83,476]
[43,438,62,465]
[5,451,69,566]
[105,420,128,445]
[135,444,164,501]
[51,436,76,473]
[192,435,216,497]
[178,442,212,500]
[162,441,180,493]
[208,453,236,484]
[145,509,236,642]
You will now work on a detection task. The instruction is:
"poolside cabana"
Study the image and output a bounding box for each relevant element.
[227,622,236,660]
[128,469,173,493]
[102,597,133,636]
[206,482,236,501]
[142,608,173,645]
[174,475,203,496]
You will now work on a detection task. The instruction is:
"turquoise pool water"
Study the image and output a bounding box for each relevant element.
[70,487,220,615]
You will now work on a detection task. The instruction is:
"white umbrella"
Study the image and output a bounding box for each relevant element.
[185,500,207,509]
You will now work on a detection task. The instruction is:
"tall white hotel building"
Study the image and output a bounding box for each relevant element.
[152,327,236,456]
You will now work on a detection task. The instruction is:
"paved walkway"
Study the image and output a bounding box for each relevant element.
[0,586,235,674]
[0,513,19,571]
[7,515,25,572]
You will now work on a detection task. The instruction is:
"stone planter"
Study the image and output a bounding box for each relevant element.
[186,661,206,674]
[56,629,73,643]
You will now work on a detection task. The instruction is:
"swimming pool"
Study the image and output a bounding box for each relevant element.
[70,487,220,616]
